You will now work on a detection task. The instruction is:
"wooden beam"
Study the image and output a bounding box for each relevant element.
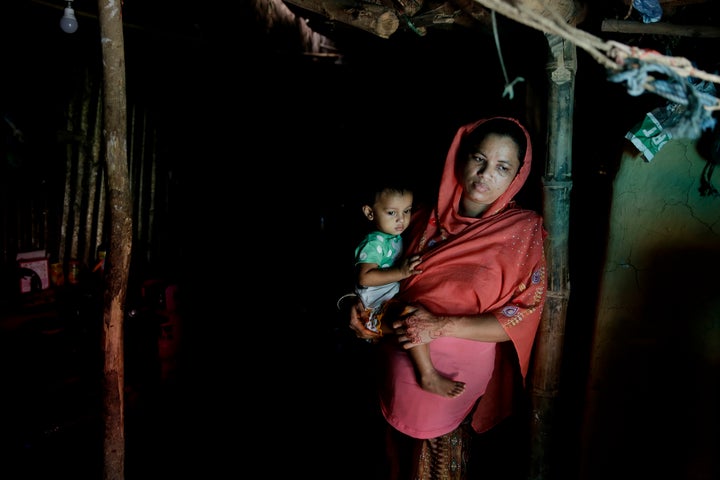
[284,0,400,38]
[601,19,720,38]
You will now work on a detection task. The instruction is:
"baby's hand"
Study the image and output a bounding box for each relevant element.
[400,255,422,278]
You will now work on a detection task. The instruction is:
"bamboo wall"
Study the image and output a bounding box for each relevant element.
[1,65,164,295]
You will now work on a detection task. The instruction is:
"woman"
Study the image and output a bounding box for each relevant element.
[347,116,547,479]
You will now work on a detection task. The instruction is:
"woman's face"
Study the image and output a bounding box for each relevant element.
[459,133,521,217]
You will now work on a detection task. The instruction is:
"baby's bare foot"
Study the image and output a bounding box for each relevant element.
[419,373,466,398]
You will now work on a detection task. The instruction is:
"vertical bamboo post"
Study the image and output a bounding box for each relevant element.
[96,1,131,479]
[529,33,575,480]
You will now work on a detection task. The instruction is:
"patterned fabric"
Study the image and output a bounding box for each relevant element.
[355,230,404,331]
[413,422,472,480]
[355,230,404,269]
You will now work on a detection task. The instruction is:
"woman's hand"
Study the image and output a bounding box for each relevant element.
[348,298,383,342]
[392,304,449,349]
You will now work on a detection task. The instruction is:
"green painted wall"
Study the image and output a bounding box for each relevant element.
[581,138,720,478]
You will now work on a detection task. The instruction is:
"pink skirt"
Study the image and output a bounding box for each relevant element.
[379,336,496,439]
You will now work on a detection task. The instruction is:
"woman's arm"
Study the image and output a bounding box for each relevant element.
[392,303,510,349]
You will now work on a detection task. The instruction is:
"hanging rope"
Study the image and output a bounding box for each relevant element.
[700,162,718,197]
[473,0,720,87]
[491,10,524,100]
[608,60,718,139]
[698,122,720,197]
[474,1,720,132]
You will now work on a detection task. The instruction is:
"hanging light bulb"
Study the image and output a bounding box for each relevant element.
[59,0,79,34]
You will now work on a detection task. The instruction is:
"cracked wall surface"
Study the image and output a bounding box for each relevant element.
[580,138,720,479]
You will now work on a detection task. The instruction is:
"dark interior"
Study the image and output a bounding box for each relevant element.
[1,1,719,478]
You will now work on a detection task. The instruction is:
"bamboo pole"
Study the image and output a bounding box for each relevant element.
[96,1,132,479]
[529,33,574,480]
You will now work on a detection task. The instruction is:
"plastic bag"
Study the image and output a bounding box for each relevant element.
[633,0,662,24]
